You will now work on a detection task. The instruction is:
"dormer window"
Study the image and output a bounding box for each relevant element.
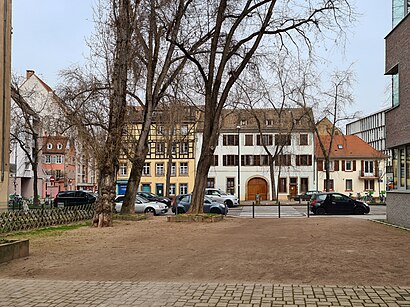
[266,119,273,126]
[57,143,63,150]
[47,143,53,150]
[337,144,343,149]
[240,120,247,126]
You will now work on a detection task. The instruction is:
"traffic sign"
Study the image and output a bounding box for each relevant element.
[50,175,55,183]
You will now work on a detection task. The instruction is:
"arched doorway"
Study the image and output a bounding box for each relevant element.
[247,178,268,201]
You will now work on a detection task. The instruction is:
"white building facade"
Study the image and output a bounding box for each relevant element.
[196,109,316,201]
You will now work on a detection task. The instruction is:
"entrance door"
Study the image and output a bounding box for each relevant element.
[289,177,298,199]
[156,184,164,196]
[247,178,268,201]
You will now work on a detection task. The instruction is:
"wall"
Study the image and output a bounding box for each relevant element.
[386,191,410,228]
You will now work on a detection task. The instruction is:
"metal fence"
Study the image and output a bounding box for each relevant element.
[0,204,94,234]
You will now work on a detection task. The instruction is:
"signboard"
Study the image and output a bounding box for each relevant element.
[49,175,55,183]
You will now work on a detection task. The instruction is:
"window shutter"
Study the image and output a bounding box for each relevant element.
[353,160,356,171]
[308,155,312,166]
[361,160,364,176]
[318,159,323,171]
[334,160,339,171]
[342,160,345,171]
[375,160,379,177]
[296,155,300,166]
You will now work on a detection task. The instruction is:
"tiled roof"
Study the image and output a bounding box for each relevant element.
[42,136,69,154]
[315,135,386,159]
[197,108,314,132]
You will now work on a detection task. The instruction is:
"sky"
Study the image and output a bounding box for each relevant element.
[11,0,392,117]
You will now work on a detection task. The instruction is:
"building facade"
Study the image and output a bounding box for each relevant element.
[346,109,392,186]
[385,0,410,227]
[315,135,386,198]
[116,106,197,197]
[0,0,11,210]
[197,108,316,201]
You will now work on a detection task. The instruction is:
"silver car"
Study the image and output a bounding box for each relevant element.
[114,195,168,215]
[205,188,239,207]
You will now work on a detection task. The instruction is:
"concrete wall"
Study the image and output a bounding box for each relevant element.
[386,191,410,228]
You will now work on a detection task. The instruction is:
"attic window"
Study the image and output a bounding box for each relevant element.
[240,120,247,126]
[57,143,63,150]
[337,144,343,149]
[266,119,273,126]
[47,143,53,150]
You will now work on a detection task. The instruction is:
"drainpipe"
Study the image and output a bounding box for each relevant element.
[1,0,9,181]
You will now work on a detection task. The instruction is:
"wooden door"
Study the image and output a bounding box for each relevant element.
[247,178,267,201]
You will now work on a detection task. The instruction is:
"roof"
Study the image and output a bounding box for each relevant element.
[315,135,387,159]
[42,136,69,154]
[197,108,314,132]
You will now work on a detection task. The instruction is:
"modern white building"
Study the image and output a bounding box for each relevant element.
[196,108,316,201]
[346,109,392,188]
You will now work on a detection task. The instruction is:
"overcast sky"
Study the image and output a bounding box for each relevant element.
[11,0,392,117]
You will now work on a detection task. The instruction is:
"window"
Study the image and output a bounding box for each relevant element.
[47,143,53,150]
[207,178,215,188]
[299,134,308,146]
[275,155,292,166]
[364,160,374,175]
[256,134,273,146]
[56,155,64,164]
[296,155,312,166]
[181,125,188,135]
[364,179,375,191]
[300,178,308,193]
[345,160,352,171]
[57,143,63,150]
[279,178,287,193]
[211,155,218,166]
[171,143,177,154]
[180,162,188,175]
[266,119,273,126]
[142,163,150,176]
[157,125,164,135]
[260,155,270,166]
[156,163,165,176]
[156,142,165,154]
[223,135,239,146]
[223,155,239,166]
[392,73,400,107]
[245,135,253,146]
[119,163,127,176]
[169,184,176,196]
[226,178,235,195]
[45,155,51,164]
[275,134,291,146]
[180,142,189,154]
[170,162,176,176]
[345,179,353,191]
[240,120,247,126]
[323,179,334,191]
[179,183,188,194]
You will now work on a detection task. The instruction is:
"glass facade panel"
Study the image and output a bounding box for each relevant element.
[407,146,410,189]
[392,74,399,107]
[400,148,405,187]
[393,0,405,27]
[393,149,398,189]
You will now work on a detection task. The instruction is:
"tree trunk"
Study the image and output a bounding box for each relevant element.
[93,164,115,227]
[165,139,173,198]
[325,158,330,192]
[269,162,277,202]
[189,150,213,214]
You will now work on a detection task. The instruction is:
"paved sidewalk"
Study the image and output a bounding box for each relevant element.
[1,279,409,306]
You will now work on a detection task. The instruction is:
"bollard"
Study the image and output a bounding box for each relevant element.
[252,201,255,218]
[307,202,310,218]
[278,201,281,218]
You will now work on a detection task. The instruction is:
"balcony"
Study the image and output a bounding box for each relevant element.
[359,170,379,179]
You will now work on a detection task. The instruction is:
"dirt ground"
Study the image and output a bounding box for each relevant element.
[0,217,409,286]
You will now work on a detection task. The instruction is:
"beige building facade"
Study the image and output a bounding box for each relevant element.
[0,0,12,210]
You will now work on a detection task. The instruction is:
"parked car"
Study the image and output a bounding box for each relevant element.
[54,190,96,208]
[172,194,228,215]
[293,190,319,201]
[205,188,239,207]
[309,192,370,215]
[114,195,168,215]
[137,192,172,207]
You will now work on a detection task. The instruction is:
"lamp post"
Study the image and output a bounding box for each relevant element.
[236,125,241,204]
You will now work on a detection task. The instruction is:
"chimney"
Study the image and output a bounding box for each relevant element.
[26,70,35,80]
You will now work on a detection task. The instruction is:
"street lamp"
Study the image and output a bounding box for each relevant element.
[236,125,241,204]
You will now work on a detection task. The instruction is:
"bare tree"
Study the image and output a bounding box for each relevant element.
[175,0,354,213]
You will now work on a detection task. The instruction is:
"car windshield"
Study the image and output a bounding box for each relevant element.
[316,194,327,201]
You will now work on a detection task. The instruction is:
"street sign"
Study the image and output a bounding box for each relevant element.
[49,175,55,183]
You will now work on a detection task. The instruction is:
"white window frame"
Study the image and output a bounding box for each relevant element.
[181,125,188,136]
[119,163,127,176]
[181,142,189,154]
[345,160,352,171]
[169,184,176,196]
[57,143,63,150]
[179,183,188,194]
[180,162,188,175]
[55,155,63,164]
[364,160,374,176]
[47,143,53,150]
[142,163,150,176]
[156,163,165,176]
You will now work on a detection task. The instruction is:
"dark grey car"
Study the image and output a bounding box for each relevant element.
[172,194,228,215]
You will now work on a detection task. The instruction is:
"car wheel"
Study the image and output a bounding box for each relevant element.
[315,207,326,215]
[354,207,365,215]
[144,207,156,215]
[224,200,233,208]
[177,207,185,214]
[210,208,222,214]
